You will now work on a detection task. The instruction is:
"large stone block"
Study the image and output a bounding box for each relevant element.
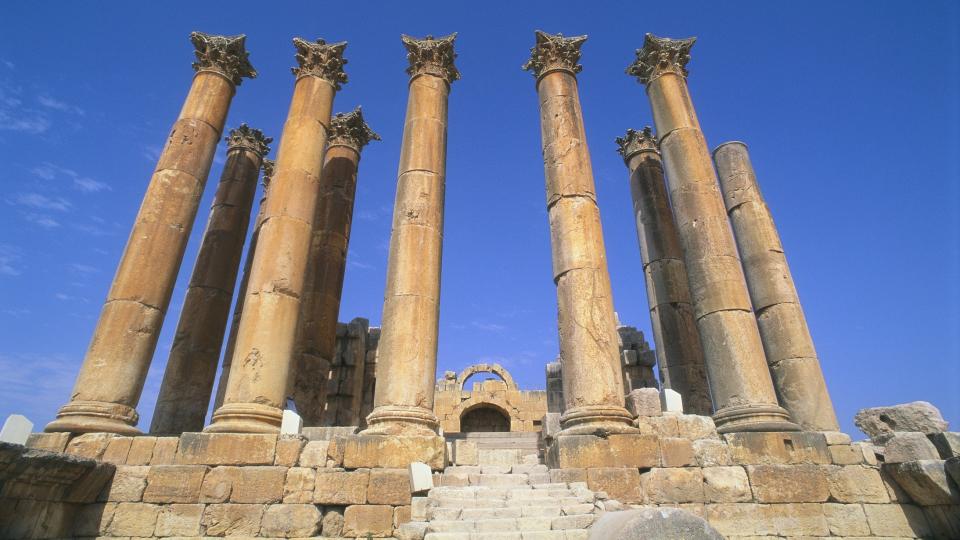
[453,439,478,466]
[625,388,661,417]
[368,468,412,505]
[142,464,207,503]
[884,432,942,463]
[314,468,369,504]
[155,503,203,536]
[724,431,830,465]
[283,467,316,503]
[755,503,829,537]
[587,467,643,503]
[635,415,680,437]
[703,503,761,537]
[65,433,115,460]
[547,433,659,469]
[677,415,719,440]
[588,507,723,540]
[101,465,149,502]
[342,504,394,537]
[947,456,960,486]
[74,502,116,536]
[702,466,751,502]
[25,432,71,453]
[175,432,277,465]
[660,437,695,467]
[107,501,160,536]
[887,460,960,505]
[260,504,322,537]
[199,466,240,503]
[862,503,930,537]
[928,432,960,459]
[923,504,960,539]
[125,436,157,465]
[855,401,949,444]
[201,503,265,536]
[823,502,871,536]
[340,434,445,470]
[230,466,286,503]
[745,464,829,502]
[321,507,344,537]
[640,467,704,503]
[298,440,330,467]
[692,439,732,467]
[824,464,890,503]
[150,437,179,464]
[101,436,132,464]
[274,436,306,467]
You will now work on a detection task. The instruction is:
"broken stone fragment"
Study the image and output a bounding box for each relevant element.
[855,401,948,444]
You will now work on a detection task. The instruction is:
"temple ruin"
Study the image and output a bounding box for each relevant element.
[1,30,957,540]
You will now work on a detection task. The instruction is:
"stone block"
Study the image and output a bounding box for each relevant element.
[175,432,277,465]
[202,503,265,536]
[453,439,478,465]
[854,440,880,465]
[394,504,412,527]
[66,461,116,503]
[74,502,116,536]
[702,466,751,502]
[887,460,960,505]
[923,504,960,539]
[25,432,71,453]
[829,444,865,465]
[342,504,394,537]
[410,461,434,493]
[199,466,239,503]
[660,437,695,467]
[825,464,890,503]
[635,414,680,437]
[101,465,148,502]
[550,467,587,484]
[280,409,303,435]
[341,434,446,470]
[661,388,683,413]
[321,507,344,537]
[368,467,412,505]
[125,436,156,465]
[746,464,829,502]
[692,439,732,466]
[703,502,761,537]
[880,465,914,502]
[231,466,286,503]
[589,507,724,540]
[65,433,115,460]
[142,464,207,503]
[546,433,659,469]
[855,401,949,443]
[587,467,642,503]
[862,502,931,537]
[884,432,942,463]
[725,431,830,465]
[928,431,960,459]
[677,415,719,440]
[543,413,562,440]
[625,388,661,417]
[150,437,179,464]
[101,436,132,464]
[823,502,871,536]
[397,521,428,540]
[822,431,852,445]
[754,503,829,537]
[411,496,435,521]
[155,503,203,536]
[947,456,960,486]
[283,467,316,503]
[107,501,159,536]
[274,436,306,466]
[261,503,321,537]
[314,468,369,504]
[640,467,704,503]
[297,440,329,467]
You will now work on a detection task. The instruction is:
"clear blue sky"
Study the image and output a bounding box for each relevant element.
[1,2,957,438]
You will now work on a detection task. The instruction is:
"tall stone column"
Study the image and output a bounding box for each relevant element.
[713,142,839,431]
[364,34,459,436]
[627,34,797,433]
[212,159,273,412]
[150,125,271,435]
[524,31,634,435]
[616,127,713,415]
[207,38,347,433]
[293,107,379,424]
[46,33,256,435]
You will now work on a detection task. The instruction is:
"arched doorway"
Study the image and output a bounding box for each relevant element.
[460,405,510,432]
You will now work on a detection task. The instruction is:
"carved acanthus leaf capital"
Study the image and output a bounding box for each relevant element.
[616,127,659,161]
[328,107,381,152]
[626,33,696,85]
[190,32,257,86]
[291,38,348,90]
[402,33,460,84]
[226,124,272,157]
[261,159,275,191]
[522,30,588,80]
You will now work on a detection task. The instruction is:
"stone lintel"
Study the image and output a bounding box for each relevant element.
[545,433,660,469]
[291,37,348,89]
[723,431,832,465]
[190,31,257,86]
[335,434,446,471]
[225,123,272,156]
[626,33,696,85]
[401,33,460,84]
[522,29,588,81]
[327,106,381,152]
[616,126,659,162]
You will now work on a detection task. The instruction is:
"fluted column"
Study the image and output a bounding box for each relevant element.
[616,127,713,415]
[46,33,256,435]
[524,31,634,435]
[207,38,347,433]
[364,34,458,436]
[627,34,797,433]
[292,107,379,424]
[150,126,271,434]
[713,142,839,431]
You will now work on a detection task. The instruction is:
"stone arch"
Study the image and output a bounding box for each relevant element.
[447,394,518,432]
[460,402,511,432]
[456,363,518,393]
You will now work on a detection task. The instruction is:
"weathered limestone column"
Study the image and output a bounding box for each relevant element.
[150,125,271,435]
[616,127,713,415]
[364,34,459,436]
[212,159,273,411]
[627,34,797,433]
[713,142,839,431]
[46,33,256,435]
[292,108,379,424]
[207,38,347,433]
[524,31,634,435]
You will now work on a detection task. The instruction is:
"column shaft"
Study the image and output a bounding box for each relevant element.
[713,142,839,431]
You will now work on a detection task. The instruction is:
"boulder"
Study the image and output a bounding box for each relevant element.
[589,507,724,540]
[855,402,948,444]
[883,432,941,463]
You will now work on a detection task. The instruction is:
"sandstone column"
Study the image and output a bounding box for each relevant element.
[364,34,459,436]
[207,38,347,433]
[45,33,256,435]
[616,127,713,415]
[524,31,634,435]
[627,34,797,433]
[713,141,839,431]
[293,107,379,424]
[150,125,271,434]
[212,159,273,411]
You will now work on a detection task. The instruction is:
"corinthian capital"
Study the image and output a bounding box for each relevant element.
[522,30,588,80]
[615,127,659,162]
[190,32,257,86]
[401,33,460,84]
[626,33,696,85]
[291,38,349,90]
[226,124,272,157]
[328,107,381,152]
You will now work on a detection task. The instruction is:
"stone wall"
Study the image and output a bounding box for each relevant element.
[433,363,548,434]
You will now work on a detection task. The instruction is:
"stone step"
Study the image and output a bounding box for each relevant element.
[430,496,588,510]
[424,532,590,540]
[425,514,597,534]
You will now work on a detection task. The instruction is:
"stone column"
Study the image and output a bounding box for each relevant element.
[45,33,256,435]
[150,125,271,435]
[713,142,839,431]
[616,127,713,415]
[524,31,634,435]
[627,34,797,433]
[292,108,379,425]
[364,34,459,436]
[207,38,347,433]
[212,159,273,411]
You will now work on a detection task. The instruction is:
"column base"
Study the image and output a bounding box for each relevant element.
[713,403,800,434]
[205,402,282,434]
[559,404,638,436]
[44,400,142,436]
[361,405,439,437]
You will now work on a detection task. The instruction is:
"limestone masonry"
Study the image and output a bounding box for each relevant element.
[1,30,956,540]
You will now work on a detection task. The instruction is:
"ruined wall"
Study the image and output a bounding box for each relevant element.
[433,363,548,434]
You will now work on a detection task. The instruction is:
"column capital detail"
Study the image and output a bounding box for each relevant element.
[291,37,349,89]
[627,33,696,85]
[522,30,587,80]
[616,126,659,162]
[402,33,460,84]
[261,159,275,191]
[328,106,381,152]
[190,32,257,86]
[226,124,272,157]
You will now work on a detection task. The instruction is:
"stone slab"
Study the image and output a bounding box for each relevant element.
[0,415,33,445]
[340,434,446,470]
[724,431,830,465]
[546,433,659,469]
[175,432,277,465]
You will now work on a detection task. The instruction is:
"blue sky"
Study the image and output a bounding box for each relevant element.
[0,2,957,438]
